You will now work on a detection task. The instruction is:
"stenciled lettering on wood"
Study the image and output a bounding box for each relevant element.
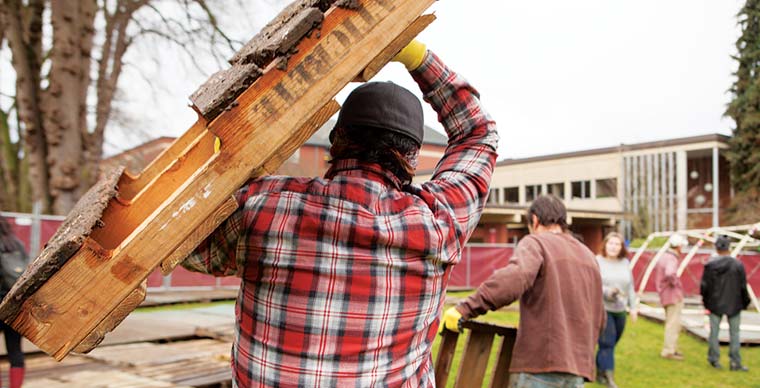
[242,1,397,132]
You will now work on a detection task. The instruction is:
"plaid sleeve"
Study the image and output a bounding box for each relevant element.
[412,51,499,246]
[180,189,247,277]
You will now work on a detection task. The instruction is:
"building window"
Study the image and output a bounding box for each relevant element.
[596,178,617,198]
[547,182,564,199]
[571,180,591,199]
[488,188,500,205]
[526,184,542,202]
[503,187,519,204]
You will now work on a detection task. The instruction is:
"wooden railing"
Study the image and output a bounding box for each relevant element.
[435,320,517,388]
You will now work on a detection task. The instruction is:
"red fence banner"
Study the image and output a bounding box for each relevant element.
[448,244,514,289]
[445,242,760,296]
[630,250,760,296]
[1,213,240,289]
[6,211,756,295]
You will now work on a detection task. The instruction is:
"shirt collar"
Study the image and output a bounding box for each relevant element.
[324,159,403,189]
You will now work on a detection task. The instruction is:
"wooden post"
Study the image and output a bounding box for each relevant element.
[434,329,460,388]
[637,239,672,296]
[676,151,688,231]
[676,237,707,277]
[629,233,655,269]
[712,147,719,228]
[488,328,517,388]
[454,330,495,387]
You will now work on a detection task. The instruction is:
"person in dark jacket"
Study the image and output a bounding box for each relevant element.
[0,217,27,387]
[700,235,751,371]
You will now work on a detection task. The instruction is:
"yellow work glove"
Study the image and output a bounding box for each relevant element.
[392,39,427,71]
[441,306,463,333]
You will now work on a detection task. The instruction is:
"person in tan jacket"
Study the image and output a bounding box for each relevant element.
[442,195,605,387]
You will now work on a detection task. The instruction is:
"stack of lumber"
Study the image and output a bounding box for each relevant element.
[11,339,233,387]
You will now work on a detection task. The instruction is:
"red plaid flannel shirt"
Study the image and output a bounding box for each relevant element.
[183,51,499,387]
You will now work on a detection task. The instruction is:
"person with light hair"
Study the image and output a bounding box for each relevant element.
[655,233,688,360]
[595,232,637,388]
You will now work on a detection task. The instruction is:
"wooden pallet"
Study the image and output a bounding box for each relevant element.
[0,0,436,360]
[435,321,518,388]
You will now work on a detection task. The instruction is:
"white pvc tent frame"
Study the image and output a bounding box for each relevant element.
[630,222,760,312]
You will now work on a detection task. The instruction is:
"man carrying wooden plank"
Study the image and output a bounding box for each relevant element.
[181,39,499,386]
[443,195,605,387]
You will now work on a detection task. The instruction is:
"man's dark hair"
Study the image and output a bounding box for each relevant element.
[715,235,731,252]
[527,194,568,230]
[329,125,419,185]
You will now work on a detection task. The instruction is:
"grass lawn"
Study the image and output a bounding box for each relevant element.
[434,294,760,388]
[138,297,758,386]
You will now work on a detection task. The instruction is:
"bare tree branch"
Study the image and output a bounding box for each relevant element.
[0,10,6,47]
[190,0,238,52]
[1,0,251,213]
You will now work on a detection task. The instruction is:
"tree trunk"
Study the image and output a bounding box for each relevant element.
[1,0,50,212]
[44,0,97,214]
[0,108,19,211]
[0,9,5,44]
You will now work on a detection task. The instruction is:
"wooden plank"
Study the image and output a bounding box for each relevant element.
[7,0,436,360]
[462,320,517,338]
[140,289,237,307]
[489,329,517,388]
[74,280,147,353]
[119,119,207,198]
[357,14,436,82]
[160,98,340,275]
[85,339,228,367]
[454,330,495,388]
[0,354,108,380]
[137,358,231,386]
[195,323,236,342]
[434,329,460,388]
[159,196,239,275]
[249,98,340,177]
[88,130,216,250]
[52,370,188,387]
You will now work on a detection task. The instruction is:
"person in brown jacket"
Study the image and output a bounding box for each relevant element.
[442,195,605,387]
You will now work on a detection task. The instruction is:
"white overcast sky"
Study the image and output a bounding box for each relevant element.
[4,1,744,160]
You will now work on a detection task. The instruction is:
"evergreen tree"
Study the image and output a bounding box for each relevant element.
[725,0,760,223]
[726,0,760,192]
